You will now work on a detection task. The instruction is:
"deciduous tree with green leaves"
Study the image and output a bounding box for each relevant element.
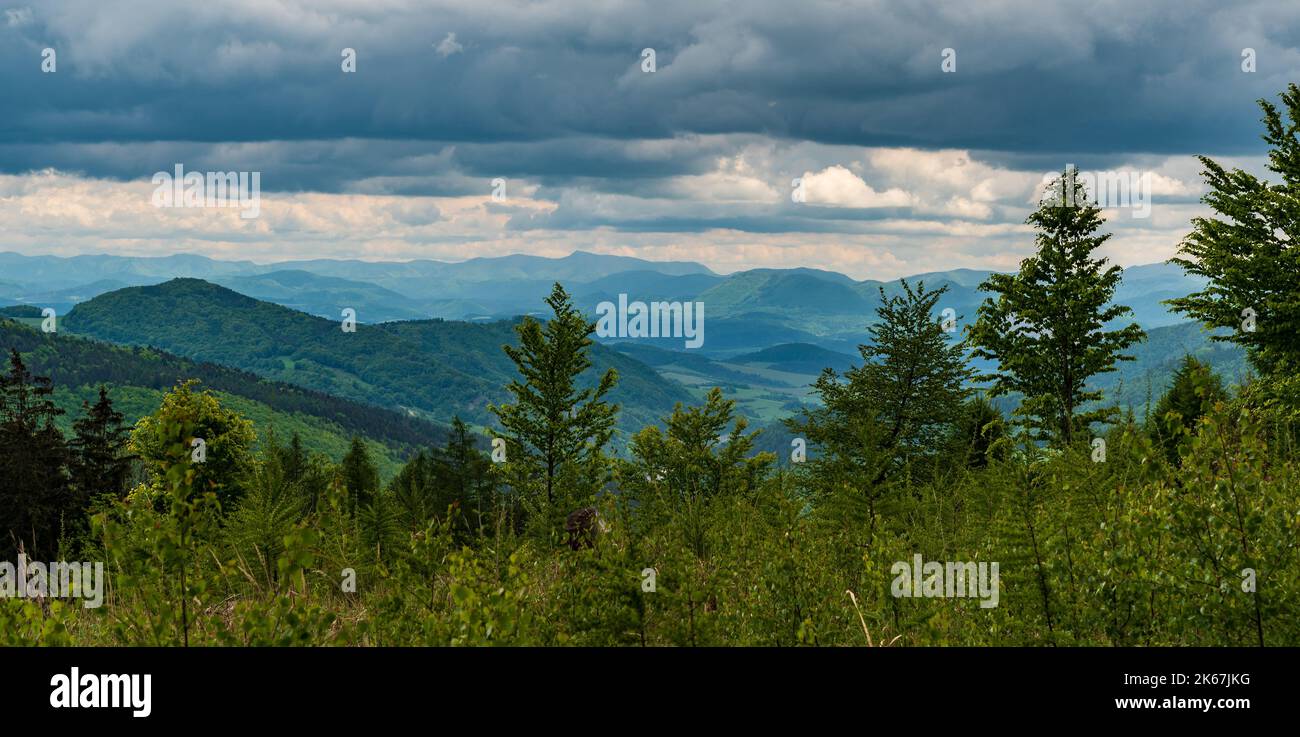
[1169,84,1300,404]
[969,170,1146,444]
[131,380,256,506]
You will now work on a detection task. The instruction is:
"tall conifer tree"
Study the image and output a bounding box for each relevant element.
[0,349,71,557]
[492,283,618,511]
[970,170,1146,444]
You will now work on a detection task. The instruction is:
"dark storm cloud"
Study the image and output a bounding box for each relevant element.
[1,0,1297,187]
[0,135,733,193]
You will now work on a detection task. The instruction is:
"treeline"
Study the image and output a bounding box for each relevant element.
[0,352,133,560]
[3,86,1300,646]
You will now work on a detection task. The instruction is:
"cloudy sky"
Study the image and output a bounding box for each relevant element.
[1,0,1297,278]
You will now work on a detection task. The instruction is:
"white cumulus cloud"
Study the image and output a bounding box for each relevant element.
[799,165,914,208]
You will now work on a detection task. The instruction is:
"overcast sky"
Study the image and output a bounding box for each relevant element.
[1,0,1297,278]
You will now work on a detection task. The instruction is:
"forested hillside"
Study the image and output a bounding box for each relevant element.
[61,278,694,434]
[0,318,446,477]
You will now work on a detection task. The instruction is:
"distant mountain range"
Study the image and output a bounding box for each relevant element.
[0,250,712,312]
[59,278,694,436]
[1,249,1246,438]
[0,251,1204,339]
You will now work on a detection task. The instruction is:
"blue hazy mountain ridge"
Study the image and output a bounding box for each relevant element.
[1,250,1201,338]
[4,249,1244,421]
[210,270,432,322]
[0,250,711,292]
[0,250,718,317]
[3,279,144,314]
